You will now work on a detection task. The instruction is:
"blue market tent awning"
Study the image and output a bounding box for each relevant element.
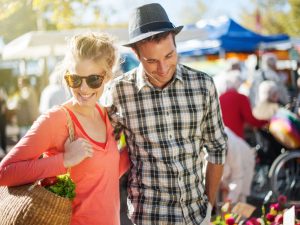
[178,17,290,55]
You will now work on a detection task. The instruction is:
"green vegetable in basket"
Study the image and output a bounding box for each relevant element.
[45,174,76,200]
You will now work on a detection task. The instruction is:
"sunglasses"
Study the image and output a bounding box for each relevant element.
[64,71,105,89]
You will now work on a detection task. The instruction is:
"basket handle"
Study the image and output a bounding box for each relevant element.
[29,106,74,191]
[61,106,75,174]
[61,106,75,142]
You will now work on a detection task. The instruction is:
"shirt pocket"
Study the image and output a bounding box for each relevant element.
[177,103,205,139]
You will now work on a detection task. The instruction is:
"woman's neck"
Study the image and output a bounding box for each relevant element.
[70,102,97,119]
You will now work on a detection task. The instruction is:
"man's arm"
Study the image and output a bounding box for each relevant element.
[205,162,224,206]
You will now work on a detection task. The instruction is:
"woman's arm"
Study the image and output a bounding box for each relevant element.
[0,109,67,186]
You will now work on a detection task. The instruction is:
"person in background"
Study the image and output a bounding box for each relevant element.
[221,127,255,203]
[15,76,39,138]
[0,88,7,156]
[217,70,269,139]
[253,80,283,165]
[293,76,300,117]
[249,53,289,107]
[226,58,242,72]
[0,32,129,225]
[253,80,281,120]
[39,65,69,114]
[101,3,227,225]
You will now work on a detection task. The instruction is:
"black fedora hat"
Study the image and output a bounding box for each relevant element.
[123,3,183,47]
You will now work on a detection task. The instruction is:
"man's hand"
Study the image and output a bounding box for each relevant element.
[200,203,212,225]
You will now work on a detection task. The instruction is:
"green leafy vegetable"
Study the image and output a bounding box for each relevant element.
[45,174,76,200]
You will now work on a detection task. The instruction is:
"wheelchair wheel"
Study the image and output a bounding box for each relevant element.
[268,150,300,201]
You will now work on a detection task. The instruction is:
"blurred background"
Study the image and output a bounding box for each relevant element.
[0,0,300,223]
[0,0,299,98]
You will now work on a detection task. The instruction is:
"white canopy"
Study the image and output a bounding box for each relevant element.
[2,27,205,60]
[1,29,129,60]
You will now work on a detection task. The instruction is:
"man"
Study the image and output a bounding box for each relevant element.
[101,3,227,224]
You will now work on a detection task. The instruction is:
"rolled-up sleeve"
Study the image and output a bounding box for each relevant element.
[202,78,228,164]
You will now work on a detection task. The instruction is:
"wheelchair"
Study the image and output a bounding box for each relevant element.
[251,120,300,203]
[268,149,300,202]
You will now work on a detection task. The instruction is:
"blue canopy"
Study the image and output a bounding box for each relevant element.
[179,17,290,55]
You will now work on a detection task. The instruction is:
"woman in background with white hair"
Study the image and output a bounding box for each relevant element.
[253,80,280,120]
[215,71,256,203]
[249,53,289,107]
[218,70,269,139]
[253,80,283,165]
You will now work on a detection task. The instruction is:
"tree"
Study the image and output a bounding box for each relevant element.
[0,1,37,43]
[284,0,300,36]
[179,0,207,25]
[0,0,99,43]
[240,0,300,36]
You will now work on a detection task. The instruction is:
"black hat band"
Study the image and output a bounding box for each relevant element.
[129,21,175,39]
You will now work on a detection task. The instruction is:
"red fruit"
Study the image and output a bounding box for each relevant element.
[277,195,287,205]
[225,217,235,225]
[270,203,280,211]
[245,217,260,225]
[40,177,58,187]
[266,213,275,222]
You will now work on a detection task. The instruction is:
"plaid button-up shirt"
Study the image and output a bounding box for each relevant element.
[102,64,227,225]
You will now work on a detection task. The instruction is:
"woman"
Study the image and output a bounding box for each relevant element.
[0,32,130,225]
[253,80,281,120]
[217,70,269,139]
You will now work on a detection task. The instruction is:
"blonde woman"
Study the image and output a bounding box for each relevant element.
[0,33,130,225]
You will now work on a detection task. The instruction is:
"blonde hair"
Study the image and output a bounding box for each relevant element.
[64,32,118,77]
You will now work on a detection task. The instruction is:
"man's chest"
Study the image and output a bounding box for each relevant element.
[117,87,209,139]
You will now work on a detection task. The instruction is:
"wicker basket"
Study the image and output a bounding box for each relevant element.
[0,184,72,225]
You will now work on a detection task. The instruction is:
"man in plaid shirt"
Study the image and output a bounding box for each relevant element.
[101,3,227,225]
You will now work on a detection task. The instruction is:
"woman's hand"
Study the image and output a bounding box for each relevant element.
[63,138,94,168]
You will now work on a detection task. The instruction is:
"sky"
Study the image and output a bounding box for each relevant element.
[91,0,255,25]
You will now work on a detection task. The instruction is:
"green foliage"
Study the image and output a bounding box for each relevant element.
[212,216,226,225]
[0,2,37,43]
[0,0,23,20]
[179,0,207,24]
[241,0,300,36]
[45,174,76,200]
[285,0,300,35]
[0,0,98,42]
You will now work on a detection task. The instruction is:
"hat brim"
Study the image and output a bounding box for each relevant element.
[123,26,183,47]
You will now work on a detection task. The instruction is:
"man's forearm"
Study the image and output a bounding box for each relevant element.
[205,162,224,206]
